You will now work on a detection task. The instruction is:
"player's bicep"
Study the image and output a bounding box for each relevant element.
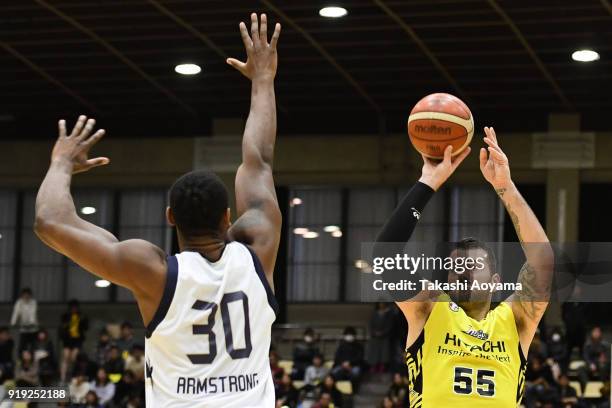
[234,162,279,217]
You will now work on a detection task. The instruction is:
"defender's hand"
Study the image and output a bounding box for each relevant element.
[51,115,109,174]
[226,13,281,82]
[479,126,512,191]
[419,145,471,191]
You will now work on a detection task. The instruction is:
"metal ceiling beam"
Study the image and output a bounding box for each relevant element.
[373,0,469,101]
[33,0,195,115]
[486,0,573,110]
[260,0,382,114]
[0,41,101,114]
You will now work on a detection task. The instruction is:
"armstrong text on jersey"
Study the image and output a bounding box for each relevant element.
[177,373,259,395]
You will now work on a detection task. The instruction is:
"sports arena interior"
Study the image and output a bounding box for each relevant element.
[0,0,611,407]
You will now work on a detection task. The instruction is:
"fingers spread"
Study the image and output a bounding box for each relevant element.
[79,118,95,140]
[226,58,246,70]
[86,157,110,168]
[479,147,488,169]
[239,22,253,52]
[270,23,281,49]
[250,13,260,48]
[83,129,105,147]
[260,13,268,44]
[58,119,67,138]
[70,115,87,137]
[487,146,505,162]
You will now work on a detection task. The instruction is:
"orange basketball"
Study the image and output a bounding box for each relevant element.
[407,93,474,159]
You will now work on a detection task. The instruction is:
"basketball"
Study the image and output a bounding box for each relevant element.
[407,93,474,159]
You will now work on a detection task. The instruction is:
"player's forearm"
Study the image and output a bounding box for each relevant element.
[35,158,79,233]
[243,78,277,167]
[497,183,548,244]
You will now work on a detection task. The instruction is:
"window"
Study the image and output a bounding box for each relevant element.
[0,192,17,301]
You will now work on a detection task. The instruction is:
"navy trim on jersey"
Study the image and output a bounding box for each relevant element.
[145,255,179,338]
[244,244,279,316]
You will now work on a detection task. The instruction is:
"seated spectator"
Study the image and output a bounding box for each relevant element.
[316,374,343,407]
[368,302,393,373]
[15,349,39,387]
[557,373,579,408]
[72,352,98,380]
[524,356,559,407]
[547,327,567,366]
[275,373,298,408]
[0,326,15,382]
[104,345,125,377]
[113,370,142,407]
[305,354,328,386]
[69,374,91,404]
[312,391,333,408]
[94,329,113,367]
[89,368,115,406]
[380,396,394,408]
[331,327,364,391]
[84,390,102,408]
[292,328,320,380]
[116,322,135,359]
[124,344,145,381]
[32,329,56,386]
[387,373,409,407]
[529,329,548,360]
[583,326,611,381]
[269,350,284,386]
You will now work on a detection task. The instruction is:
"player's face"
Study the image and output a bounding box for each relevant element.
[447,247,496,305]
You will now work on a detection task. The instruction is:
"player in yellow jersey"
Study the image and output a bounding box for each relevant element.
[376,127,553,407]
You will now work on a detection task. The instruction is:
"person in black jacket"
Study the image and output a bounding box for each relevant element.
[292,328,320,380]
[331,327,364,391]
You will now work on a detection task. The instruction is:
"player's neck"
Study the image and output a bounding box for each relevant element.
[178,233,226,262]
[460,300,491,321]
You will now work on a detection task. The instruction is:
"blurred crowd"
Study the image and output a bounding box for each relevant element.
[0,289,145,407]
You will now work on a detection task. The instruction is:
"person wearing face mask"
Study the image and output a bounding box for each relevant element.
[331,327,364,392]
[292,328,320,380]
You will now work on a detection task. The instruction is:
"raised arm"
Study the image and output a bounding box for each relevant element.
[226,14,282,286]
[480,127,553,350]
[376,146,469,343]
[34,116,166,324]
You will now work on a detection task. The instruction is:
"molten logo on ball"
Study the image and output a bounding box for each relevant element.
[415,124,451,135]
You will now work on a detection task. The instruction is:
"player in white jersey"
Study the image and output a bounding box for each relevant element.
[34,13,282,407]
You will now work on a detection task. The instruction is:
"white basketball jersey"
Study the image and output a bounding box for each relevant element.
[144,241,278,407]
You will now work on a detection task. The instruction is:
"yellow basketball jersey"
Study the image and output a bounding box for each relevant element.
[405,296,527,407]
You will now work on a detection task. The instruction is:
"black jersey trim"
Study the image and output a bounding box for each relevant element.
[145,255,179,338]
[244,244,279,317]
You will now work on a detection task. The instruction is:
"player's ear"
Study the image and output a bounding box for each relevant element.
[222,208,231,227]
[491,273,501,284]
[166,206,176,226]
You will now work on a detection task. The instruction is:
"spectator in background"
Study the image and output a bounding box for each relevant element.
[557,373,579,408]
[387,373,409,407]
[15,349,39,387]
[332,326,364,391]
[10,288,38,352]
[69,374,91,404]
[125,344,145,381]
[72,352,98,380]
[116,322,135,359]
[0,327,15,382]
[529,329,548,360]
[269,350,284,386]
[275,373,298,408]
[104,345,124,378]
[368,302,393,373]
[523,355,558,407]
[94,329,113,367]
[312,391,333,408]
[380,396,394,408]
[292,328,319,380]
[32,329,56,386]
[316,375,343,407]
[562,286,587,362]
[547,327,567,367]
[305,354,328,386]
[60,299,89,383]
[583,326,611,381]
[113,370,142,407]
[84,390,102,408]
[89,367,115,407]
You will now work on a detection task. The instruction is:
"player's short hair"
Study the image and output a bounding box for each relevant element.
[169,170,229,236]
[455,237,497,274]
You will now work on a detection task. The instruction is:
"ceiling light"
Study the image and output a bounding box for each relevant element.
[571,49,599,62]
[319,6,348,18]
[303,231,319,239]
[293,227,309,235]
[95,279,111,288]
[81,206,96,215]
[175,63,202,75]
[290,197,303,206]
[331,230,343,238]
[324,225,340,232]
[354,259,367,269]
